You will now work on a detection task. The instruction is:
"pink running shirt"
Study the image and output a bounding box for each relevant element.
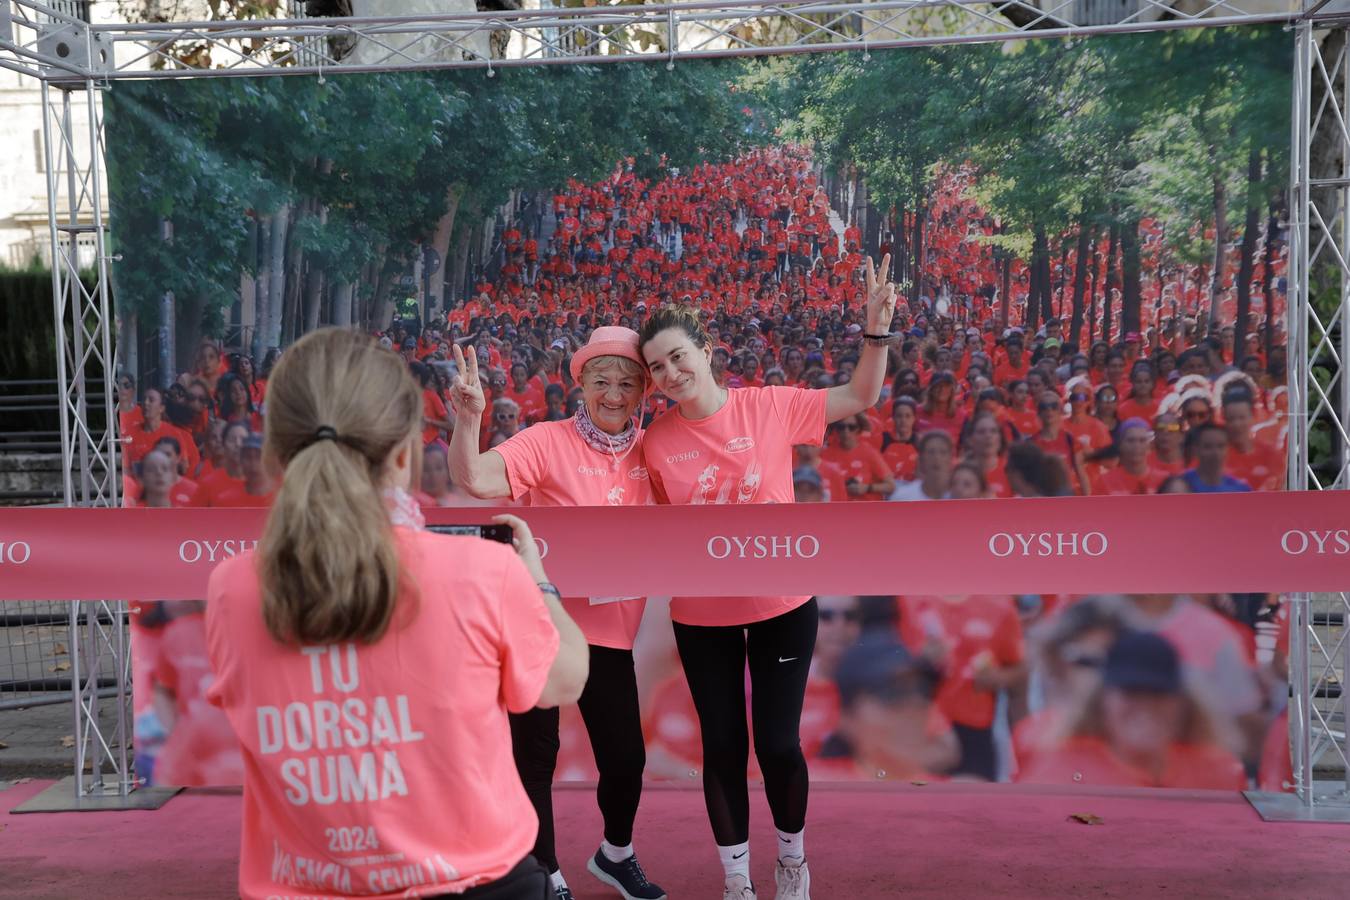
[643,386,827,626]
[205,529,559,900]
[491,418,652,649]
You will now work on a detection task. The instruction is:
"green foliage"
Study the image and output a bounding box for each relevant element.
[0,270,60,384]
[746,25,1291,252]
[104,58,759,332]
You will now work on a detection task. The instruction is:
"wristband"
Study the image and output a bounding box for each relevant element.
[864,332,893,340]
[537,582,562,600]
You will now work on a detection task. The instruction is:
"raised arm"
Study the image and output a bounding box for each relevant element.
[448,344,512,499]
[826,253,898,423]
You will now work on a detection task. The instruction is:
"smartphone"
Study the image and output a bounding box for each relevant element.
[428,524,514,544]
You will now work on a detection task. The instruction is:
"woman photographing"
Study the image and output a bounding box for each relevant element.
[204,328,588,900]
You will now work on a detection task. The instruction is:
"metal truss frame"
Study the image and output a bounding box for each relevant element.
[1287,18,1350,815]
[3,0,1348,815]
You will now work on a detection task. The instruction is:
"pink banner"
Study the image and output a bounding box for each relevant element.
[1,491,1348,600]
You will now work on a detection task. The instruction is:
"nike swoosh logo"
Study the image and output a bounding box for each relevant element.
[780,835,793,842]
[732,850,748,859]
[778,656,798,663]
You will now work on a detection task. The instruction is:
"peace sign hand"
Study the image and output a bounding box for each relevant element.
[863,252,897,335]
[451,344,486,417]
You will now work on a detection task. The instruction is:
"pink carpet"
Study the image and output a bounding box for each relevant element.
[2,780,1345,899]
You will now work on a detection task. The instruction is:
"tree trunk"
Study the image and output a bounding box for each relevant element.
[253,216,271,363]
[122,311,139,381]
[1087,232,1100,347]
[1262,203,1279,356]
[450,227,473,307]
[1040,235,1055,325]
[1026,225,1050,334]
[372,246,396,330]
[1209,173,1228,332]
[427,186,462,316]
[895,209,909,284]
[1120,216,1143,338]
[911,200,925,308]
[174,293,205,374]
[1103,221,1120,346]
[282,203,305,345]
[303,264,326,333]
[265,206,290,351]
[332,281,354,328]
[1070,222,1091,346]
[1056,239,1069,320]
[1235,147,1262,365]
[1000,253,1011,330]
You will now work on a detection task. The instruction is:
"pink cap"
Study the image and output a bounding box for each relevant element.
[569,326,645,382]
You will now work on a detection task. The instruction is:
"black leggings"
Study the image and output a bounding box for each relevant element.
[428,856,549,899]
[510,645,647,873]
[672,598,818,846]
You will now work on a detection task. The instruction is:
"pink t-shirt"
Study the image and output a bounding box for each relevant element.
[204,529,559,900]
[491,417,652,650]
[644,385,828,626]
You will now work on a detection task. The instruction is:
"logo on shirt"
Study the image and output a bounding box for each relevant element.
[577,464,607,477]
[987,532,1108,558]
[607,485,625,506]
[706,534,821,560]
[0,540,31,565]
[666,450,700,464]
[724,436,756,454]
[628,465,649,481]
[1281,529,1350,556]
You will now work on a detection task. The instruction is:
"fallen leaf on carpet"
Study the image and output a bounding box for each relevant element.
[49,661,71,672]
[1068,813,1104,825]
[60,735,76,748]
[910,780,928,786]
[54,643,68,655]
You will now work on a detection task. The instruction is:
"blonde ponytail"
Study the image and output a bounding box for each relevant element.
[258,328,422,645]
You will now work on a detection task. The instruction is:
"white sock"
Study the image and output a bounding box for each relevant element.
[601,840,633,863]
[719,841,751,881]
[548,869,567,890]
[777,827,805,862]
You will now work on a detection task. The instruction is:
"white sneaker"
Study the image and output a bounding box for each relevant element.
[723,873,757,900]
[774,857,810,900]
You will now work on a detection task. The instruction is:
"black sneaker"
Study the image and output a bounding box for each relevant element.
[586,847,668,900]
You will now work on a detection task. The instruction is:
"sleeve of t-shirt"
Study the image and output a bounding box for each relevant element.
[994,601,1026,666]
[865,446,891,483]
[203,560,236,708]
[766,386,828,446]
[428,392,449,421]
[495,547,561,714]
[174,425,200,475]
[491,424,552,501]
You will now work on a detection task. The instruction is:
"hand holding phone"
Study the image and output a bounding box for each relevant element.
[491,514,548,584]
[428,523,514,543]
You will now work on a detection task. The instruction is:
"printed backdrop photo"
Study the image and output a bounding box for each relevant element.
[101,25,1296,789]
[131,590,1292,791]
[104,26,1292,512]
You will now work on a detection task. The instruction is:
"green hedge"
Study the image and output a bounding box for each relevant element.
[0,270,60,384]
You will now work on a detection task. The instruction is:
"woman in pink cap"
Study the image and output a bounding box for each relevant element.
[638,255,897,900]
[449,327,666,900]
